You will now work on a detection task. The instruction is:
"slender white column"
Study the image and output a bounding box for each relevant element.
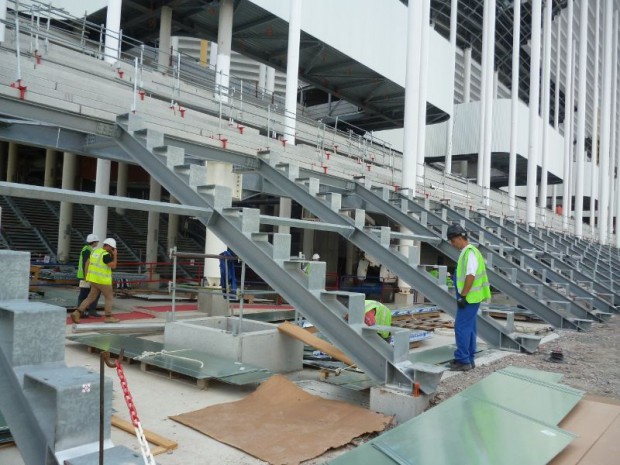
[92,159,111,241]
[115,161,128,215]
[104,0,122,63]
[158,6,172,70]
[0,0,7,43]
[6,142,17,182]
[146,177,161,269]
[562,1,574,229]
[607,12,618,240]
[266,67,275,95]
[508,0,521,211]
[539,0,553,222]
[554,17,562,130]
[492,70,499,98]
[616,61,620,247]
[57,152,76,262]
[598,1,613,244]
[574,0,590,237]
[477,0,490,188]
[284,0,302,145]
[209,42,218,68]
[204,162,230,285]
[444,0,458,175]
[482,1,496,206]
[258,63,267,96]
[215,0,233,99]
[44,148,57,187]
[552,185,557,214]
[526,0,542,226]
[402,0,422,192]
[278,197,292,234]
[415,0,431,183]
[463,47,472,103]
[568,43,577,217]
[167,196,179,252]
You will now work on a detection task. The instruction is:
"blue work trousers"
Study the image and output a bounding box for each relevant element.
[454,298,479,365]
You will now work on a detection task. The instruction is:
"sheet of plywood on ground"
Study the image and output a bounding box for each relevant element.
[111,415,178,456]
[487,311,533,321]
[549,396,620,465]
[278,321,355,366]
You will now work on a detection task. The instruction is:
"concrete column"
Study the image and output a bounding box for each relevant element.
[204,162,231,285]
[598,1,613,244]
[115,161,128,215]
[492,70,499,98]
[402,0,423,192]
[463,47,472,103]
[476,0,490,188]
[209,41,218,68]
[266,66,276,95]
[562,1,574,229]
[551,185,557,215]
[158,6,172,70]
[302,229,314,260]
[444,0,458,175]
[57,152,76,262]
[215,0,233,99]
[568,44,577,218]
[44,148,57,187]
[508,0,521,211]
[590,0,600,236]
[415,0,431,184]
[554,17,562,130]
[539,0,553,222]
[92,159,111,242]
[258,63,267,96]
[104,0,122,63]
[526,0,542,226]
[146,177,161,271]
[482,1,496,205]
[0,0,7,43]
[167,197,179,253]
[574,0,589,236]
[7,142,17,182]
[278,197,292,234]
[284,0,302,145]
[607,12,618,240]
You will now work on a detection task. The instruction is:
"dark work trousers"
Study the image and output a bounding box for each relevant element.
[77,286,100,316]
[453,294,479,365]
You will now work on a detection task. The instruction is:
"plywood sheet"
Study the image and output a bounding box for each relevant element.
[170,375,391,465]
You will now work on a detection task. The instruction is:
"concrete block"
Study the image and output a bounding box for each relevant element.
[0,300,66,366]
[197,290,230,316]
[370,385,431,424]
[0,250,30,300]
[165,317,303,373]
[394,292,414,307]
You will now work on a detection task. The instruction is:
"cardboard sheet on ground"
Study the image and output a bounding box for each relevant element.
[170,375,391,465]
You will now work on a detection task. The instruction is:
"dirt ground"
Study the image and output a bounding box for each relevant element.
[431,315,620,406]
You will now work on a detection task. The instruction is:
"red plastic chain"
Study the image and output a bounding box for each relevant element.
[115,359,140,427]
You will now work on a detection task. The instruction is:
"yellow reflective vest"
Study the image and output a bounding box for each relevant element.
[364,300,392,339]
[85,248,112,285]
[77,244,93,279]
[456,244,491,304]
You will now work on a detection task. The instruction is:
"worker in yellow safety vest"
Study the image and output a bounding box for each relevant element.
[76,233,101,317]
[446,223,491,371]
[364,300,392,341]
[72,238,120,324]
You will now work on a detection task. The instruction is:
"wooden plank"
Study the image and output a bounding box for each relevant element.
[111,415,178,452]
[277,321,355,366]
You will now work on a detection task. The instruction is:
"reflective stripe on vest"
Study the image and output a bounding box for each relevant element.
[456,245,491,304]
[77,244,93,279]
[86,248,112,285]
[364,300,392,339]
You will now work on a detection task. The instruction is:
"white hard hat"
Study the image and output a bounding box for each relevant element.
[103,238,117,249]
[86,233,99,243]
[312,253,320,260]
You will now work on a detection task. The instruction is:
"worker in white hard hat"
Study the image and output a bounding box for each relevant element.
[76,233,101,318]
[303,253,320,275]
[72,238,120,324]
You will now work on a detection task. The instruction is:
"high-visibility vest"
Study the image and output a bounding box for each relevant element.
[364,300,392,339]
[456,244,491,304]
[77,244,93,279]
[86,248,112,285]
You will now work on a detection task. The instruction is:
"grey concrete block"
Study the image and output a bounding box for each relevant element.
[0,250,30,300]
[370,385,430,424]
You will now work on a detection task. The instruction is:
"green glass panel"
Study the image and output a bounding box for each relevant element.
[499,365,564,383]
[409,343,488,365]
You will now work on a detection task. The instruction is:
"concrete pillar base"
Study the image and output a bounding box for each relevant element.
[197,288,229,316]
[394,292,414,307]
[370,385,431,424]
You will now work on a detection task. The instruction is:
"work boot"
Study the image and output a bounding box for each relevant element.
[449,361,472,372]
[104,316,120,323]
[71,310,81,324]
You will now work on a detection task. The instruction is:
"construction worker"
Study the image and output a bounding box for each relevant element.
[76,233,101,318]
[302,253,320,275]
[364,299,392,341]
[446,223,491,371]
[72,238,120,324]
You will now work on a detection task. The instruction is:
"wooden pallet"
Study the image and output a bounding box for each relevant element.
[392,311,442,322]
[393,317,454,331]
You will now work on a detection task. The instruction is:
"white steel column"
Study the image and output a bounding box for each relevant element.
[92,159,111,241]
[416,0,431,183]
[481,0,496,206]
[44,148,57,187]
[266,67,275,95]
[215,0,233,99]
[574,0,589,236]
[6,142,16,182]
[402,0,423,192]
[444,0,458,175]
[284,0,302,145]
[554,17,562,130]
[590,0,600,235]
[607,12,618,239]
[538,0,552,222]
[526,0,542,226]
[104,0,122,63]
[146,177,161,271]
[508,0,521,211]
[552,185,557,214]
[0,0,7,43]
[57,152,76,262]
[278,197,292,234]
[258,63,267,96]
[209,42,218,68]
[115,161,128,215]
[158,6,172,70]
[598,1,613,244]
[476,0,490,188]
[463,47,472,103]
[204,162,229,286]
[167,197,179,252]
[562,1,574,229]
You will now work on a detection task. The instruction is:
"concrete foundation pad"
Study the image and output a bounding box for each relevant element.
[370,385,431,424]
[394,292,414,307]
[197,288,230,316]
[0,250,30,300]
